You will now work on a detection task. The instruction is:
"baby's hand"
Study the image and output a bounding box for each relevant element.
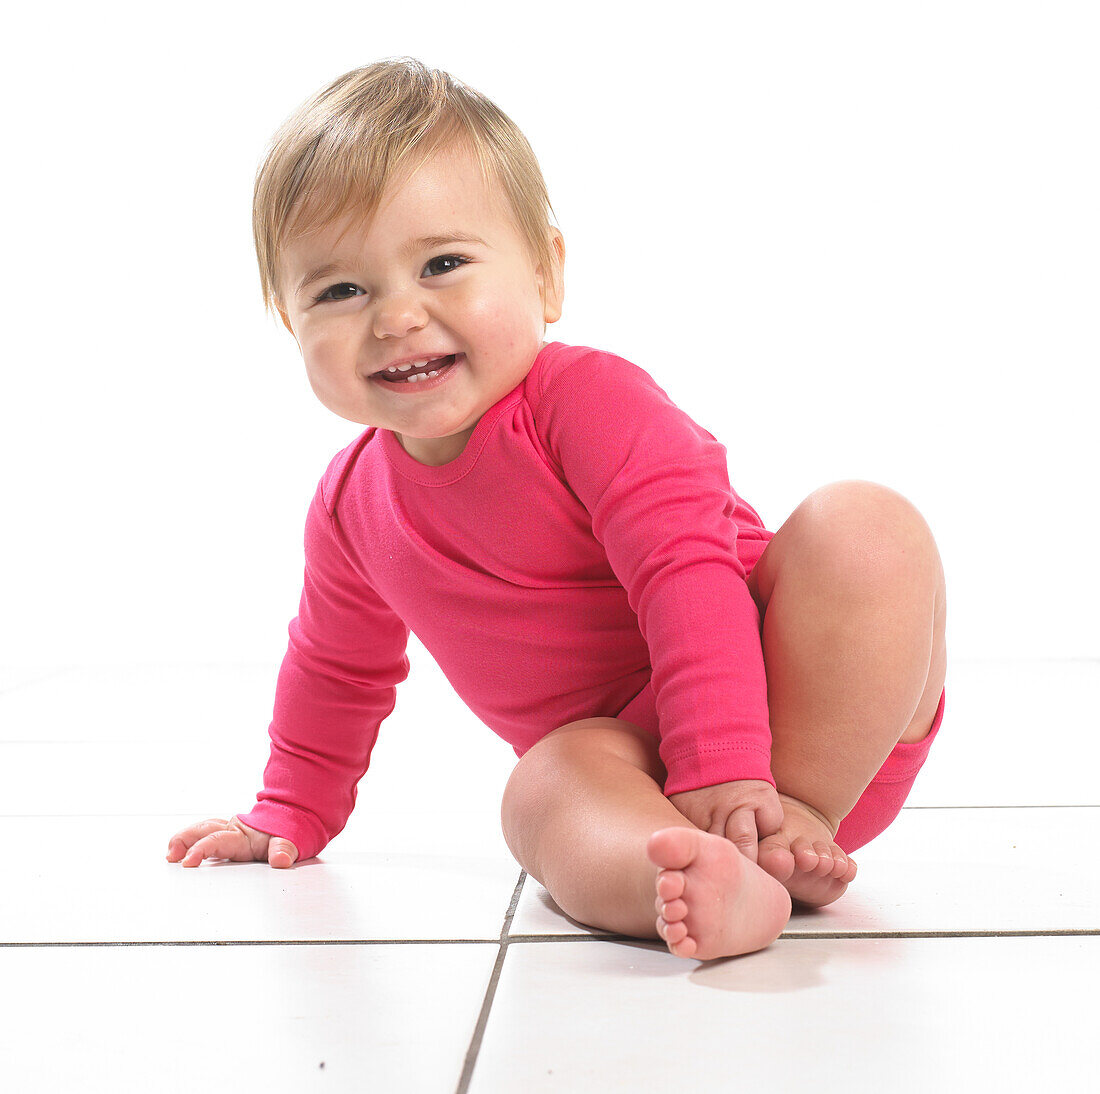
[165,816,299,868]
[667,780,783,864]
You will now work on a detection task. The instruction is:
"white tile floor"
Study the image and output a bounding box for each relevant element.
[1,656,1097,1092]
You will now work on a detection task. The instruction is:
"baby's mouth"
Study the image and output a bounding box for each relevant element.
[378,354,457,382]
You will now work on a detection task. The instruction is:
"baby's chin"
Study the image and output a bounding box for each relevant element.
[325,408,376,427]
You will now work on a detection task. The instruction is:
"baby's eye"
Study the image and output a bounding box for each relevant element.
[314,283,362,304]
[422,254,468,277]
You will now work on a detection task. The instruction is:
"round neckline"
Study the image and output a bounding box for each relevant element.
[380,342,563,485]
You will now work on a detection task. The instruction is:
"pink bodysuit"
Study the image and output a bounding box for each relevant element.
[238,342,782,860]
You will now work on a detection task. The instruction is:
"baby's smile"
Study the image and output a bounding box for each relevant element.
[372,353,460,386]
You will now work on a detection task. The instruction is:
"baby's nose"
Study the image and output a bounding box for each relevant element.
[372,292,429,339]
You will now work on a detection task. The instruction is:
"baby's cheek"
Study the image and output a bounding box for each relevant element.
[462,294,510,330]
[461,287,542,343]
[303,352,367,421]
[304,370,344,417]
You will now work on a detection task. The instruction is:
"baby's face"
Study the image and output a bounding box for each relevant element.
[277,146,562,466]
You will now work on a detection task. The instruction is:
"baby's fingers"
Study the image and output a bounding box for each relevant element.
[267,838,299,869]
[178,827,253,868]
[166,818,229,862]
[723,808,760,863]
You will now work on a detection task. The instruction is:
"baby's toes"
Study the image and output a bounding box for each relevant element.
[794,838,837,879]
[657,915,689,946]
[757,833,795,882]
[656,869,686,903]
[660,898,689,924]
[811,841,838,877]
[790,836,823,873]
[824,846,846,879]
[833,850,857,883]
[665,927,697,959]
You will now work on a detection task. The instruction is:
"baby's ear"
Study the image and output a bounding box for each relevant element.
[539,229,566,324]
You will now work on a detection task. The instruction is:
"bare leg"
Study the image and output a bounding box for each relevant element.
[501,718,792,958]
[499,479,946,951]
[745,481,948,905]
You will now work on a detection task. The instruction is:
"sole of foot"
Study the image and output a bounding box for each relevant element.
[646,827,792,961]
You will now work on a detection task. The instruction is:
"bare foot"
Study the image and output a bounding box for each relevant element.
[757,793,858,908]
[646,827,792,960]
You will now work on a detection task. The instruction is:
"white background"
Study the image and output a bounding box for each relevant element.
[2,0,1096,671]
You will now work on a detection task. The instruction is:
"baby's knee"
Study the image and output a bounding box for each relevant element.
[803,481,942,593]
[501,718,662,841]
[507,717,657,794]
[543,716,663,777]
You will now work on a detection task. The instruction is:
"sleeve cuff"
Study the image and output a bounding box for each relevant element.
[236,801,329,863]
[661,743,775,796]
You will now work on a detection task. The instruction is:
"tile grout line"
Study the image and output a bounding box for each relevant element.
[503,928,1100,942]
[2,928,1097,951]
[454,869,528,1094]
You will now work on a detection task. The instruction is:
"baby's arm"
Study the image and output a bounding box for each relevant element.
[166,816,299,868]
[165,474,410,869]
[668,780,783,863]
[538,351,776,808]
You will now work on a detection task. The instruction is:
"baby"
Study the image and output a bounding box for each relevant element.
[166,58,947,961]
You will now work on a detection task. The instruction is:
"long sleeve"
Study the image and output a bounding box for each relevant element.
[535,350,773,794]
[237,480,411,860]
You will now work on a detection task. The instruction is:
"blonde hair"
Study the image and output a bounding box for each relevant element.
[253,57,561,316]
